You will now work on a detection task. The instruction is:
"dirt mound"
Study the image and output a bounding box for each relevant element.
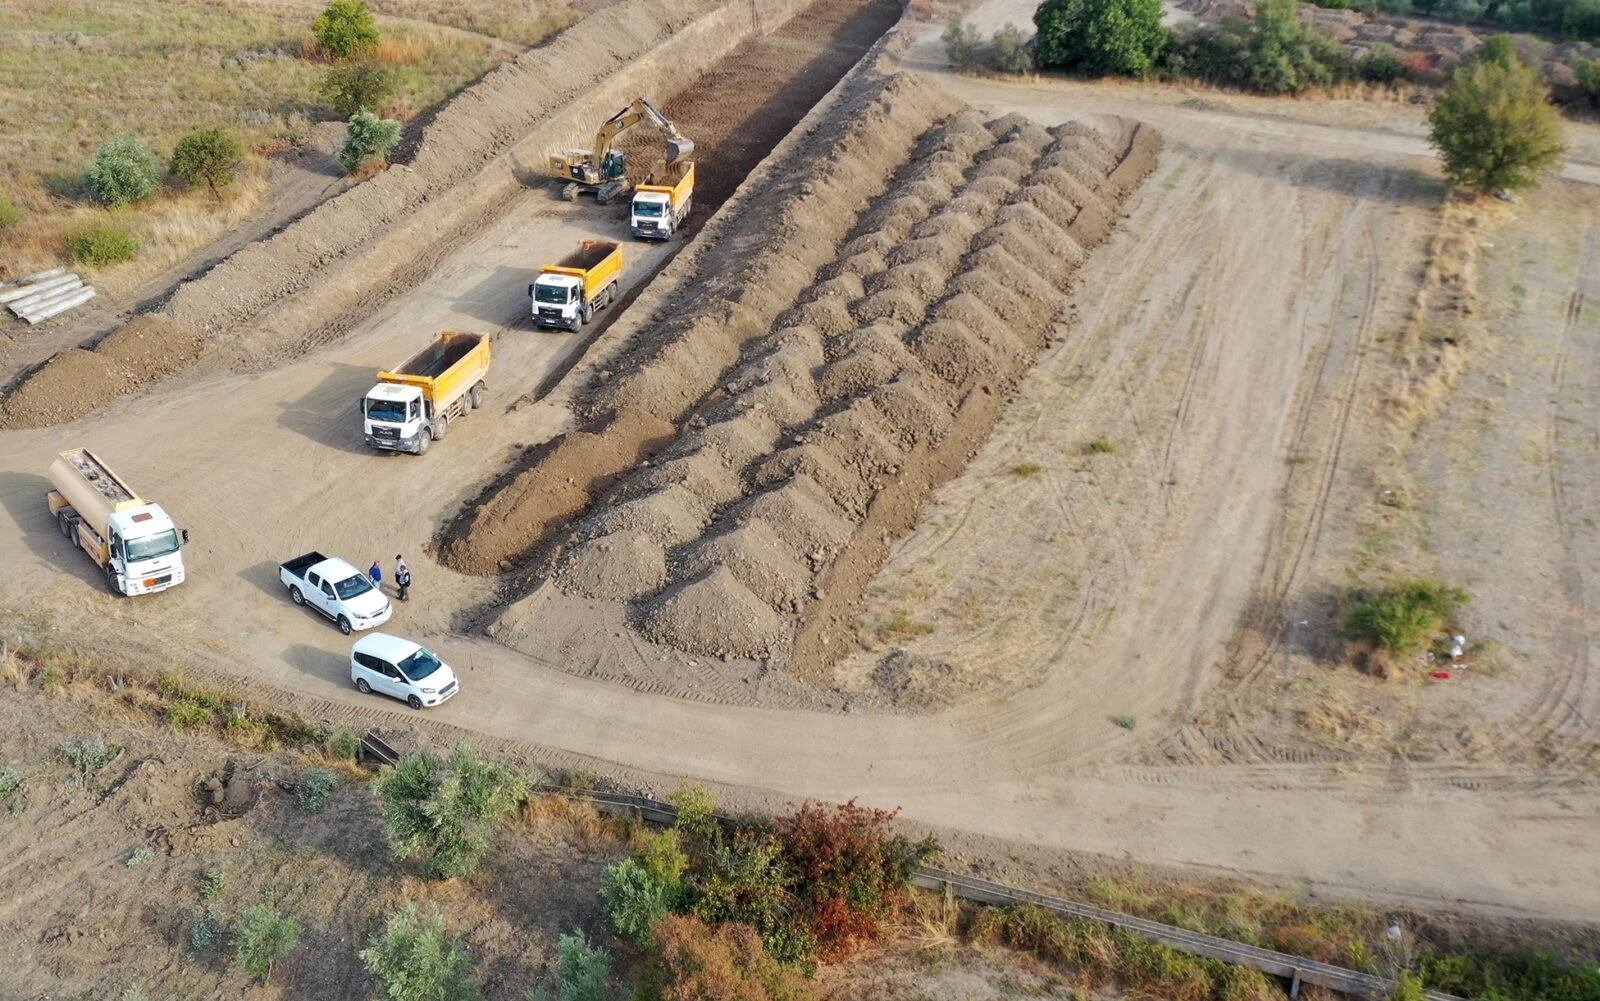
[641,451,748,510]
[738,473,857,556]
[1,350,132,429]
[641,566,785,658]
[753,443,872,516]
[688,410,783,468]
[678,520,812,611]
[558,529,668,600]
[591,484,710,547]
[908,319,1000,388]
[852,288,928,324]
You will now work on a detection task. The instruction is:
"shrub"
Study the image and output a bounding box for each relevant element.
[234,904,302,983]
[1429,57,1565,193]
[315,0,380,58]
[169,128,243,197]
[191,907,224,949]
[0,195,20,229]
[1241,0,1348,93]
[1388,972,1426,1001]
[327,726,362,761]
[320,61,397,117]
[601,857,676,947]
[690,826,793,943]
[550,931,619,1001]
[84,134,164,207]
[942,18,982,68]
[0,766,21,802]
[637,828,690,888]
[199,866,226,900]
[1033,0,1169,76]
[1343,580,1469,653]
[670,784,721,844]
[69,222,141,267]
[166,697,210,731]
[993,23,1034,73]
[644,915,815,1001]
[373,746,525,879]
[338,109,403,174]
[1574,59,1600,107]
[1565,0,1600,40]
[57,736,123,784]
[1082,436,1115,454]
[126,844,157,867]
[296,768,337,813]
[1354,43,1406,83]
[360,902,481,1001]
[1476,32,1518,69]
[776,800,935,960]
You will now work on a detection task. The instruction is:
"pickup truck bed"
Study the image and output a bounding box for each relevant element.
[280,551,326,578]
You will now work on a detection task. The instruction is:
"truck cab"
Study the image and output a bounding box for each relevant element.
[631,191,675,237]
[530,274,586,330]
[362,382,429,453]
[102,506,186,596]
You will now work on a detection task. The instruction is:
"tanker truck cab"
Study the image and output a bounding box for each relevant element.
[101,507,187,595]
[362,382,428,452]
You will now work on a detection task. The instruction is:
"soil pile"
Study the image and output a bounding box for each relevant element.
[2,316,200,428]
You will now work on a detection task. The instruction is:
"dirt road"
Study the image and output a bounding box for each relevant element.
[2,3,1598,923]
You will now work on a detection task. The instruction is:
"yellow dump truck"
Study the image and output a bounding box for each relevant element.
[362,331,491,455]
[47,448,188,595]
[530,240,623,331]
[631,161,694,240]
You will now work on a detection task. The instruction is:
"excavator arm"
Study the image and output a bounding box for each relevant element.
[593,98,694,164]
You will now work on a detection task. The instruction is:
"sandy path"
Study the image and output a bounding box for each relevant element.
[2,12,1599,922]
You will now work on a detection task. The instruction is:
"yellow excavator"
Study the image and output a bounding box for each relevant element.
[549,97,695,205]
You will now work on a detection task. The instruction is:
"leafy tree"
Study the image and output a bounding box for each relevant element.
[1354,43,1406,83]
[84,134,163,207]
[1033,0,1169,77]
[338,109,404,174]
[360,903,481,1001]
[169,128,243,198]
[636,828,689,889]
[942,18,982,68]
[1243,0,1348,93]
[1476,32,1519,69]
[1565,0,1600,39]
[320,61,396,117]
[234,904,302,983]
[372,746,525,878]
[315,0,380,58]
[1429,57,1565,192]
[601,857,675,947]
[992,23,1035,73]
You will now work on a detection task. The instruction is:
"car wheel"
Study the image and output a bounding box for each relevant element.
[290,586,304,606]
[407,695,423,710]
[338,616,352,635]
[356,678,372,695]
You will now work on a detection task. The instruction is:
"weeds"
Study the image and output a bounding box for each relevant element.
[126,844,157,867]
[1343,580,1469,655]
[166,698,210,732]
[191,906,224,949]
[0,195,21,229]
[199,866,225,900]
[1082,437,1116,455]
[296,768,337,814]
[1111,715,1137,731]
[876,611,935,643]
[57,736,124,785]
[0,767,20,801]
[1013,461,1044,477]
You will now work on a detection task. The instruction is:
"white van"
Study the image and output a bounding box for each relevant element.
[349,633,460,710]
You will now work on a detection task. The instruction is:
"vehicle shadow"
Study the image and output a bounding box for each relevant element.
[282,642,347,689]
[275,361,380,453]
[0,470,102,588]
[237,560,283,600]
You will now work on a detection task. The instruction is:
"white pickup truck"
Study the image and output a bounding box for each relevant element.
[279,551,392,635]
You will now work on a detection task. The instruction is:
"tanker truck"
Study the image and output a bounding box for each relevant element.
[46,448,188,596]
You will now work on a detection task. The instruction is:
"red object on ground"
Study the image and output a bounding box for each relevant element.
[1430,670,1452,680]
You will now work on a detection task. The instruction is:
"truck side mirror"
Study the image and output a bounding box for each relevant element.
[528,283,535,298]
[181,529,190,545]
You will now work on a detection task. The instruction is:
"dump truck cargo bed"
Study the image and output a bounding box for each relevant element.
[554,242,620,272]
[377,331,490,406]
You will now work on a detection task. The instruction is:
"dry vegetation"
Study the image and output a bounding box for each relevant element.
[0,0,567,280]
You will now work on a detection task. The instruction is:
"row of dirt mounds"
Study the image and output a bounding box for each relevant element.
[0,0,826,430]
[438,65,967,575]
[455,70,1161,683]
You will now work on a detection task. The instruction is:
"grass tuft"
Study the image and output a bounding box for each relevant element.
[1082,437,1115,455]
[1013,461,1043,477]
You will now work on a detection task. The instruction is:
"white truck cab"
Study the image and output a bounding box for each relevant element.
[363,383,427,451]
[104,506,186,595]
[631,191,674,235]
[530,274,585,329]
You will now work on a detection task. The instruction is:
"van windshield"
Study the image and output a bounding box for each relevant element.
[334,574,374,600]
[399,649,443,681]
[124,530,180,562]
[534,283,572,305]
[367,398,408,421]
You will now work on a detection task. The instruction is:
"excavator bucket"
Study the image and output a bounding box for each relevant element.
[665,137,695,164]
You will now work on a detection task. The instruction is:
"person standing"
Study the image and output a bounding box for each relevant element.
[368,560,382,592]
[395,555,411,603]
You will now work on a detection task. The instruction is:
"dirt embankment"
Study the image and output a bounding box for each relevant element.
[0,0,830,430]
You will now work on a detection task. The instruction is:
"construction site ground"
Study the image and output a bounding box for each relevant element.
[2,0,1599,945]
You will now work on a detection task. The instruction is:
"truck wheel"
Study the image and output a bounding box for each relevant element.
[337,615,352,635]
[469,383,484,410]
[104,563,123,596]
[408,695,424,710]
[356,678,372,695]
[57,511,72,539]
[290,586,305,606]
[580,304,593,326]
[416,433,431,455]
[432,416,449,441]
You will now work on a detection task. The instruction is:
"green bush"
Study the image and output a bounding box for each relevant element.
[166,697,210,731]
[199,866,226,900]
[670,784,721,844]
[992,23,1034,73]
[942,18,982,68]
[1354,43,1406,83]
[296,767,337,813]
[1574,59,1600,106]
[126,844,157,867]
[327,726,362,761]
[1343,580,1469,653]
[1418,947,1600,1001]
[56,736,124,784]
[636,828,689,889]
[1033,0,1169,77]
[601,857,675,947]
[234,904,302,983]
[1429,56,1565,193]
[1476,32,1519,69]
[0,767,21,802]
[360,902,481,1001]
[1162,0,1346,93]
[373,746,525,879]
[0,195,21,229]
[320,61,396,117]
[315,0,380,58]
[549,932,618,1001]
[338,109,403,174]
[84,134,164,207]
[169,128,243,197]
[69,223,141,267]
[191,907,224,949]
[1564,0,1600,39]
